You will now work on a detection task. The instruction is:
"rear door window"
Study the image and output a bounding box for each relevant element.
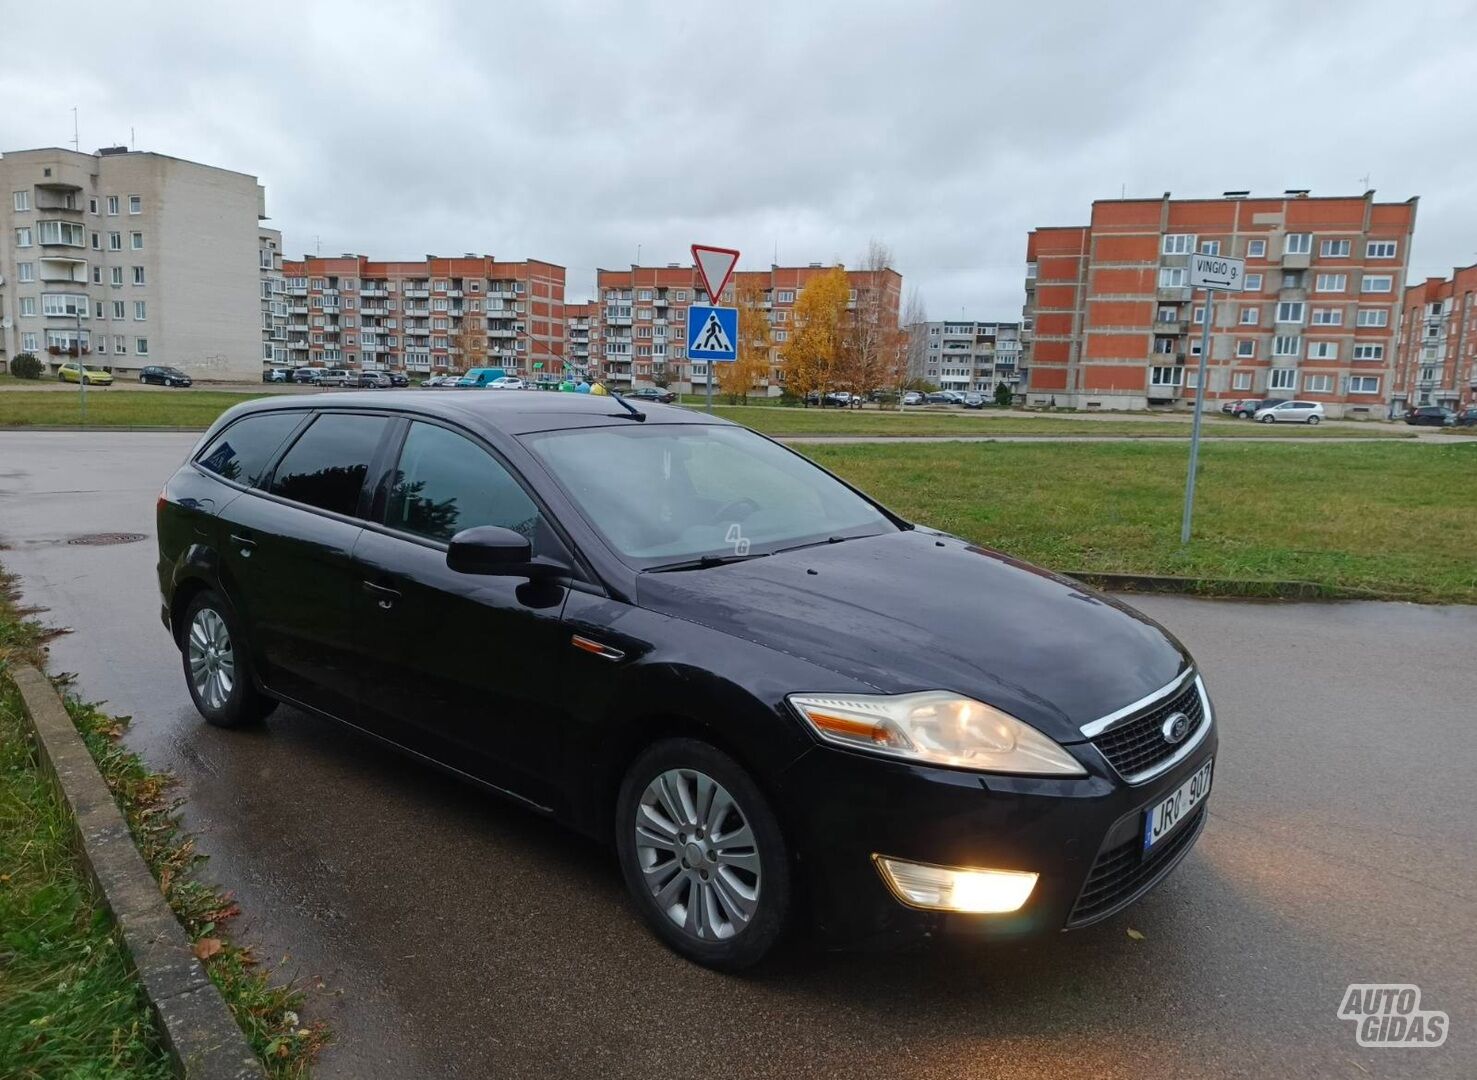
[196,412,304,487]
[269,413,390,517]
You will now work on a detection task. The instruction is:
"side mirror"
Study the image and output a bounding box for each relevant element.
[446,525,532,575]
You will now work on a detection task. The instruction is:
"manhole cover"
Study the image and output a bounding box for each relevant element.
[66,532,147,546]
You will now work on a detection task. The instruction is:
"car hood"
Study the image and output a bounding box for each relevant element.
[635,530,1190,743]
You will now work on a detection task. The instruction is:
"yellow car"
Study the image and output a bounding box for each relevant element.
[57,361,114,386]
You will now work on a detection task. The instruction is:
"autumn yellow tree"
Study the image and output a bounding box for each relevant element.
[781,265,850,404]
[451,310,487,374]
[718,282,772,403]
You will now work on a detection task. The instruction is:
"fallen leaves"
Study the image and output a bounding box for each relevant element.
[1126,928,1146,941]
[192,936,223,962]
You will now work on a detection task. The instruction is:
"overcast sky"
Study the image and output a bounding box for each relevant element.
[5,1,1476,319]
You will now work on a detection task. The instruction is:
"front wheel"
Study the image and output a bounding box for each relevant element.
[180,590,276,728]
[1307,415,1320,425]
[616,738,791,970]
[1260,414,1276,424]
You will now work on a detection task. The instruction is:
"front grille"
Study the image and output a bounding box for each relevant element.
[1092,678,1204,780]
[1067,805,1206,926]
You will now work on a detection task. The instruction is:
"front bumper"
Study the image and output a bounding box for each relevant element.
[777,722,1217,945]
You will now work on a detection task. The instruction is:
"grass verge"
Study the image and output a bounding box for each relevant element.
[803,440,1477,604]
[0,574,328,1076]
[0,390,269,429]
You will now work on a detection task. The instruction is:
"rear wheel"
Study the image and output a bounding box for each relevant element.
[180,590,276,728]
[1307,415,1320,425]
[1260,414,1276,423]
[616,738,791,970]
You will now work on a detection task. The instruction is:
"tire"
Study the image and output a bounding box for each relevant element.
[1307,415,1320,425]
[180,590,276,728]
[615,738,791,970]
[1260,414,1276,424]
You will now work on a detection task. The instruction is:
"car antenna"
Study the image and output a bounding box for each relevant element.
[610,391,646,422]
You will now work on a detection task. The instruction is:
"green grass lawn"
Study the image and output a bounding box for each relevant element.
[0,390,270,428]
[803,440,1477,603]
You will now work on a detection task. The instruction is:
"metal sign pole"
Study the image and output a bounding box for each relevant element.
[76,309,86,429]
[1180,286,1215,545]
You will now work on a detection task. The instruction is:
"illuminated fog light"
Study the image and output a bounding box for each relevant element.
[874,856,1038,914]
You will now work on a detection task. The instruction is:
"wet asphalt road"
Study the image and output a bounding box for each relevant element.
[1,430,1473,1080]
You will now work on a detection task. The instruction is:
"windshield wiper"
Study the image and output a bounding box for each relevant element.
[772,534,872,555]
[645,552,771,573]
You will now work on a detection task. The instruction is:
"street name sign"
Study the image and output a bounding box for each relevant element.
[688,305,738,361]
[1188,253,1246,291]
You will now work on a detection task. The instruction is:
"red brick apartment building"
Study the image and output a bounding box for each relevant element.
[564,300,595,373]
[1023,192,1417,417]
[591,262,901,394]
[277,255,565,377]
[1394,264,1477,412]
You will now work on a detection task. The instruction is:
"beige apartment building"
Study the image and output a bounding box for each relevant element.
[0,147,270,381]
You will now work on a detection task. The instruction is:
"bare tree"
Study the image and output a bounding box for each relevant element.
[838,240,905,408]
[899,286,928,409]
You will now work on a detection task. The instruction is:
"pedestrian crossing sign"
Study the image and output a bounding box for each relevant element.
[687,305,738,361]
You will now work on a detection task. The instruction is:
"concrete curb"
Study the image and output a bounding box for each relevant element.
[11,663,265,1080]
[1063,570,1401,602]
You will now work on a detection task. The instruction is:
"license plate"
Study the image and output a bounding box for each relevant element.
[1143,759,1213,853]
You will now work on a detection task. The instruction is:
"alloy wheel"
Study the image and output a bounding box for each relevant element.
[634,768,761,941]
[187,608,236,711]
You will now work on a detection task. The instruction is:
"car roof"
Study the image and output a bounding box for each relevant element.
[222,388,725,436]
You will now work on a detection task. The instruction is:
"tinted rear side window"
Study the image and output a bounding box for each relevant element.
[269,413,390,517]
[196,412,303,487]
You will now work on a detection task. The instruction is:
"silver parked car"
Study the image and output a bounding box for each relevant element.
[1253,400,1325,425]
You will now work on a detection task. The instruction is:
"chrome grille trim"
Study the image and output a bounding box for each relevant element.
[1079,666,1196,739]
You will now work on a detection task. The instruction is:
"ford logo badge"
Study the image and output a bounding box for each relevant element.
[1162,711,1191,744]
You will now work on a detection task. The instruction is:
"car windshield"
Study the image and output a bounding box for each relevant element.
[523,423,899,567]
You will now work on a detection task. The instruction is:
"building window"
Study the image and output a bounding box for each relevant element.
[39,220,86,246]
[1276,301,1304,323]
[1319,239,1351,258]
[1244,273,1263,291]
[1239,307,1260,325]
[114,335,127,354]
[1361,275,1393,293]
[106,196,119,215]
[1355,308,1389,327]
[113,300,125,319]
[1158,267,1188,288]
[1269,369,1297,390]
[775,290,795,303]
[131,232,143,250]
[18,297,36,317]
[1273,335,1301,356]
[1162,234,1195,255]
[13,190,30,211]
[110,266,123,287]
[128,195,142,214]
[1192,305,1206,325]
[1352,344,1385,360]
[1311,308,1343,326]
[1235,339,1256,358]
[134,301,147,320]
[14,226,32,247]
[1313,274,1346,294]
[1233,371,1252,390]
[88,197,98,214]
[1304,374,1333,393]
[108,231,122,251]
[1284,233,1312,255]
[132,266,146,285]
[1149,366,1184,387]
[17,262,34,283]
[135,337,149,355]
[1247,239,1267,258]
[21,332,39,352]
[1366,241,1397,259]
[1307,341,1338,360]
[1199,239,1221,255]
[1349,375,1380,394]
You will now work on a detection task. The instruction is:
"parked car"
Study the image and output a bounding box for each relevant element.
[1233,397,1287,419]
[140,365,193,388]
[488,376,526,391]
[1254,400,1325,424]
[358,371,393,389]
[1404,405,1456,427]
[263,368,289,384]
[804,391,851,407]
[159,392,1216,970]
[292,368,323,385]
[901,391,924,406]
[1219,398,1247,415]
[422,374,457,388]
[962,392,985,409]
[1455,406,1477,427]
[57,361,113,386]
[627,387,678,404]
[924,391,955,405]
[457,367,512,389]
[317,369,353,387]
[388,372,410,388]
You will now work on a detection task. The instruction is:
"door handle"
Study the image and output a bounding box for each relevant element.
[362,580,401,610]
[229,533,256,557]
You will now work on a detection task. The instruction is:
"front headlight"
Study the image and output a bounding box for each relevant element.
[787,691,1085,776]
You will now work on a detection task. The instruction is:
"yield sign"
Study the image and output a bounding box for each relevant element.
[692,244,740,303]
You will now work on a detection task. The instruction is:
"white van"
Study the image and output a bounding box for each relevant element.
[317,368,352,387]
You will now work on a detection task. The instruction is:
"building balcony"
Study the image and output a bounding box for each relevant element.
[361,287,388,297]
[1154,318,1188,334]
[38,257,87,283]
[404,289,429,299]
[360,304,387,315]
[1280,252,1311,270]
[1156,287,1191,301]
